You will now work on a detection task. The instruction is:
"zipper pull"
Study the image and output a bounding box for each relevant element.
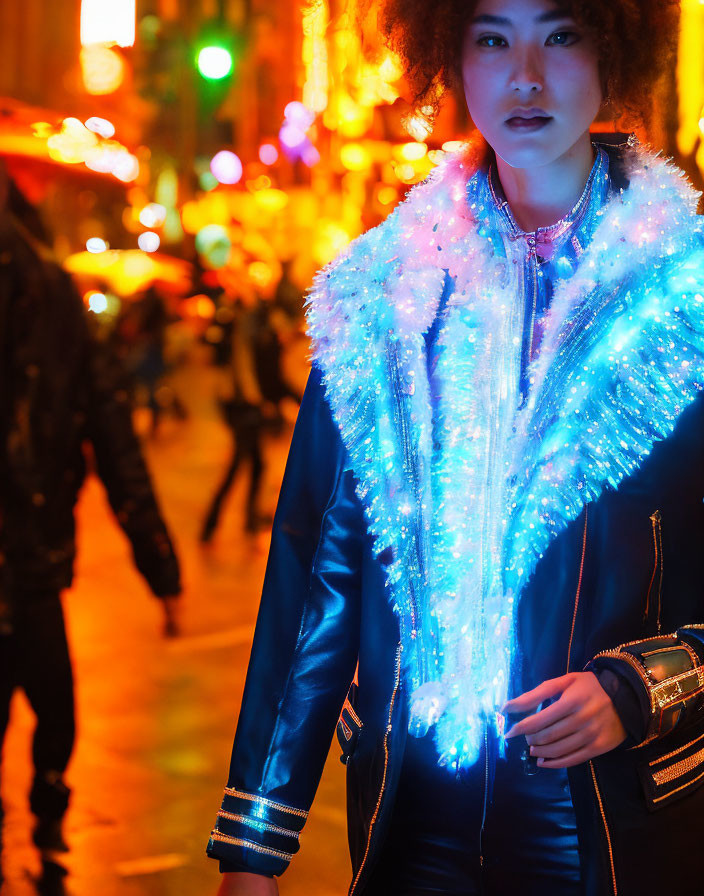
[644,510,663,631]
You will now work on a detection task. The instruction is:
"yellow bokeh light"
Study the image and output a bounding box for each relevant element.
[302,0,329,114]
[80,45,125,95]
[378,54,403,82]
[197,295,216,319]
[397,142,428,162]
[31,122,54,139]
[248,261,276,289]
[181,201,204,235]
[340,143,371,171]
[253,189,289,212]
[377,186,398,206]
[395,163,416,183]
[245,175,272,192]
[47,118,98,164]
[677,0,704,177]
[333,93,373,139]
[405,114,432,142]
[66,250,190,296]
[313,220,352,266]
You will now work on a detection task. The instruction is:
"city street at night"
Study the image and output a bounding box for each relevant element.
[1,346,350,896]
[1,1,704,895]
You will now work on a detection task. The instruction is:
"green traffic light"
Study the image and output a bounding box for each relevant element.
[197,46,233,80]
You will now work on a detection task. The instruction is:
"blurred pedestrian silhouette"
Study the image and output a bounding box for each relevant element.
[200,294,300,541]
[116,286,188,435]
[0,164,182,864]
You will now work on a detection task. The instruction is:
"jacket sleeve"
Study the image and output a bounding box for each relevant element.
[85,328,181,598]
[206,364,364,876]
[587,627,704,746]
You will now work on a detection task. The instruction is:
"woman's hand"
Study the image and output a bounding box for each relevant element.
[216,872,279,896]
[502,672,627,768]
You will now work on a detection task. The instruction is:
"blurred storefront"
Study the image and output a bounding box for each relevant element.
[0,0,702,323]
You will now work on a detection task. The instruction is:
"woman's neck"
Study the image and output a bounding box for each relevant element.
[493,132,596,233]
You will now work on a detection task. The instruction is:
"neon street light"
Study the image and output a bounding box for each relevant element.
[197,46,234,80]
[81,0,136,48]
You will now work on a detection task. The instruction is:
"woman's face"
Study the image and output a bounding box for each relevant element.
[462,0,602,169]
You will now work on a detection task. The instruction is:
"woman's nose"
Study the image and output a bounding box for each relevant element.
[509,49,544,93]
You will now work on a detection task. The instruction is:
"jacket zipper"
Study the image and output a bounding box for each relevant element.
[478,726,489,869]
[644,510,663,633]
[566,508,588,673]
[349,643,402,896]
[526,240,538,363]
[589,760,618,895]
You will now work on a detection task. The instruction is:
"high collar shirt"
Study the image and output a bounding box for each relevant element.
[473,145,611,402]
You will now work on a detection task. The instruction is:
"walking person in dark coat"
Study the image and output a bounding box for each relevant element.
[0,165,181,858]
[200,294,300,541]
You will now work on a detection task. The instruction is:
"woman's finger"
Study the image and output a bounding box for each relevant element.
[525,711,586,746]
[537,745,600,769]
[502,674,573,715]
[529,729,592,759]
[505,691,578,739]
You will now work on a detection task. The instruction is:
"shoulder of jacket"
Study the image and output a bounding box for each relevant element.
[617,137,702,218]
[306,139,484,310]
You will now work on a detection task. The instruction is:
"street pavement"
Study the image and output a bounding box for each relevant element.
[1,342,350,896]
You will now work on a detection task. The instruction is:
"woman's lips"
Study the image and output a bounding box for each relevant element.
[505,116,553,132]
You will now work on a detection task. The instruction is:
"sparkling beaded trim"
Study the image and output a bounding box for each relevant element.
[223,787,308,819]
[652,746,704,786]
[209,831,295,861]
[217,810,300,839]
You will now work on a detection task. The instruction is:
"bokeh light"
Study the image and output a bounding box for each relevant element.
[110,151,140,182]
[80,45,126,95]
[340,143,371,171]
[279,124,306,150]
[199,171,219,191]
[195,225,231,269]
[377,186,398,206]
[81,0,136,47]
[138,232,161,253]
[301,145,321,167]
[197,46,233,80]
[86,237,108,253]
[253,189,289,212]
[248,261,276,290]
[398,142,427,161]
[85,117,116,139]
[87,292,108,313]
[139,203,167,228]
[284,102,315,130]
[48,118,98,164]
[210,151,243,185]
[258,143,279,165]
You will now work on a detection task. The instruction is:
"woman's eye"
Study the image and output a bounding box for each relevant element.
[477,34,508,48]
[547,30,580,46]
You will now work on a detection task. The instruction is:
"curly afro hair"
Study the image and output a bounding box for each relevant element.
[366,0,680,129]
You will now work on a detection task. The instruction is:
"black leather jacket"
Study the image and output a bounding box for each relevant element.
[207,357,704,895]
[207,145,704,894]
[0,227,180,607]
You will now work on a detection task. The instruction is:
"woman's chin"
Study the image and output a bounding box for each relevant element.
[490,140,555,170]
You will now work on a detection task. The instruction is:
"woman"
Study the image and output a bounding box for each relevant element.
[207,0,704,893]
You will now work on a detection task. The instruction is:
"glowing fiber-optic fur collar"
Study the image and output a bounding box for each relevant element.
[307,136,704,769]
